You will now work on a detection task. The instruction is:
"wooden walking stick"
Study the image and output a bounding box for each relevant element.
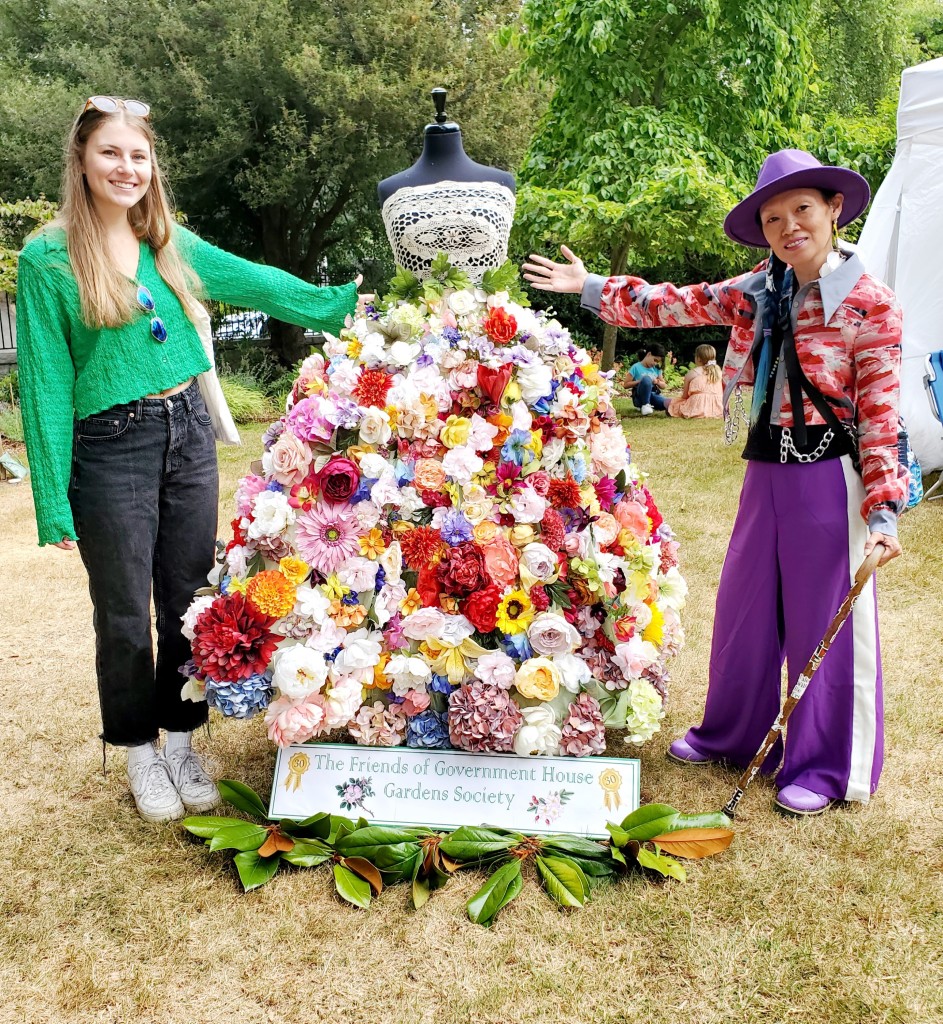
[722,542,886,818]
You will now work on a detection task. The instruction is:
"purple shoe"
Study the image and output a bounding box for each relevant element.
[666,737,713,765]
[774,784,833,817]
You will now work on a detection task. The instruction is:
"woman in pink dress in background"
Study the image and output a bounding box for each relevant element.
[668,344,723,419]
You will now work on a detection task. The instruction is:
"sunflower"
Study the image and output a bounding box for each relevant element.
[496,589,535,636]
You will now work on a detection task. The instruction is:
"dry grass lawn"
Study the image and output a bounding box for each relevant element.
[1,417,941,1024]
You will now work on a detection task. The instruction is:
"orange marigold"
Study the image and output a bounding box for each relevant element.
[246,570,297,619]
[399,525,446,570]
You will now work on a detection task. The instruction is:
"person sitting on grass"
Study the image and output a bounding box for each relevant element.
[624,343,669,415]
[667,344,724,419]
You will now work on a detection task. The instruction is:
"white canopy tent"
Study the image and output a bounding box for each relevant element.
[857,57,943,473]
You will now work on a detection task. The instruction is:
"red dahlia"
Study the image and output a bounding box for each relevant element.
[400,526,446,571]
[547,476,582,511]
[353,368,394,408]
[191,592,279,683]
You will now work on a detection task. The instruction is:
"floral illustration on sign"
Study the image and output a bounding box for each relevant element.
[527,788,573,826]
[336,776,375,815]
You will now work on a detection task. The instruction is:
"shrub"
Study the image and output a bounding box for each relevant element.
[218,373,273,424]
[0,404,24,442]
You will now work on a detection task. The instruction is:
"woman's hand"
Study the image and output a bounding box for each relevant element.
[53,538,77,551]
[864,532,901,566]
[522,245,589,295]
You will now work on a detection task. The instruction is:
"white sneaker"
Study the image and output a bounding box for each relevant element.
[163,748,220,813]
[128,758,186,823]
[640,403,654,416]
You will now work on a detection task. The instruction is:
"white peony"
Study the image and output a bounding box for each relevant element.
[248,490,295,540]
[272,644,330,700]
[294,582,331,622]
[386,654,432,696]
[359,408,392,446]
[552,652,592,693]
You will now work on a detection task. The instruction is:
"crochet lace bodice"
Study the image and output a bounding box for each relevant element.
[381,180,516,282]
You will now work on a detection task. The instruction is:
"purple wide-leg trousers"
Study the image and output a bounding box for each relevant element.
[686,456,883,803]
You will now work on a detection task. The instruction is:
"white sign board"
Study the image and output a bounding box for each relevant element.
[269,743,640,838]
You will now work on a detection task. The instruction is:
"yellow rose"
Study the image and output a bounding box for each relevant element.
[440,415,472,449]
[514,658,561,701]
[473,520,499,545]
[508,524,537,548]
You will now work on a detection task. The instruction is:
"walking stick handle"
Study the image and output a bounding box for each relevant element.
[855,542,885,587]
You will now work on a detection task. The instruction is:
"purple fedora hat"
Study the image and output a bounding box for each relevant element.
[724,149,870,248]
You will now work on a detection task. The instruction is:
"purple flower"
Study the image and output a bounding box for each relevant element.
[261,420,285,449]
[440,509,474,545]
[441,326,461,344]
[417,352,434,368]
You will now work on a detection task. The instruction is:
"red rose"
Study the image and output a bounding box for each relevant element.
[460,584,502,633]
[437,541,490,597]
[482,308,518,344]
[416,566,442,608]
[318,456,360,504]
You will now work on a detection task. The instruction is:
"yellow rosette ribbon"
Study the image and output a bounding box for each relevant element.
[420,636,491,685]
[284,752,311,793]
[598,767,623,812]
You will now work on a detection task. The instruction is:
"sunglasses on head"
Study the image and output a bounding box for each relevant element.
[83,96,151,119]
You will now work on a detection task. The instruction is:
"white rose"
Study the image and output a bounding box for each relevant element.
[337,557,379,594]
[294,583,331,622]
[448,290,478,316]
[359,408,392,446]
[272,644,329,699]
[527,612,580,657]
[520,543,559,583]
[513,705,562,757]
[516,361,554,403]
[552,653,592,693]
[389,340,421,366]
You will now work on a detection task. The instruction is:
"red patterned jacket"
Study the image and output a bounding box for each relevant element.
[580,253,905,528]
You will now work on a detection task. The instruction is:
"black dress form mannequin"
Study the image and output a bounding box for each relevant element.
[377,88,515,204]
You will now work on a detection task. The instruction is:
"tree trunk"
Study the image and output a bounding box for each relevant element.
[269,319,310,367]
[600,236,630,371]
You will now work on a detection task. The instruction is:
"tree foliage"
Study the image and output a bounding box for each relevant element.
[0,0,544,361]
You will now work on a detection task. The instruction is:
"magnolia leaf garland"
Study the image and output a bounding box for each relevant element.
[182,780,734,924]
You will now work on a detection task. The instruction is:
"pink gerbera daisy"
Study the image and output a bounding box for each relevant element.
[294,501,360,575]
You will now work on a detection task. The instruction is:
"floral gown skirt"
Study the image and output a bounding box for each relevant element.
[183,264,687,758]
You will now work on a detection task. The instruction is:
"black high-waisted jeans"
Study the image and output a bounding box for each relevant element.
[69,380,218,746]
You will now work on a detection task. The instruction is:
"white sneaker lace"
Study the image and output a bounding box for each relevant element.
[168,749,212,787]
[133,760,177,801]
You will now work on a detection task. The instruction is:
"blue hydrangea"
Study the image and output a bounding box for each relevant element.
[502,633,533,661]
[406,709,450,749]
[428,674,456,695]
[205,674,273,719]
[441,326,461,345]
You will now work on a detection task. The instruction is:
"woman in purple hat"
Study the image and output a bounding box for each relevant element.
[523,149,906,816]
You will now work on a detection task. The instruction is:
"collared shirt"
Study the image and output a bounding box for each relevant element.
[581,257,906,531]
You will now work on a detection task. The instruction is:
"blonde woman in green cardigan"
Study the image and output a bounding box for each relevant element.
[17,97,360,822]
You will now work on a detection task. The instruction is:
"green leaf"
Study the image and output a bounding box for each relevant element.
[218,779,268,821]
[636,846,687,882]
[333,863,372,909]
[535,854,589,907]
[208,823,269,853]
[429,251,452,276]
[606,822,631,847]
[667,811,733,832]
[440,827,517,862]
[411,876,431,910]
[281,840,332,868]
[617,804,680,841]
[233,850,281,891]
[182,815,252,839]
[466,860,523,927]
[281,812,332,841]
[480,260,520,295]
[336,827,422,878]
[542,835,610,859]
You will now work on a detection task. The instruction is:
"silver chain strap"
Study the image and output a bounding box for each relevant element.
[724,385,748,446]
[779,426,834,464]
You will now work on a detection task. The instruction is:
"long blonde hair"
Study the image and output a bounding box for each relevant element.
[695,344,722,385]
[53,105,198,328]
